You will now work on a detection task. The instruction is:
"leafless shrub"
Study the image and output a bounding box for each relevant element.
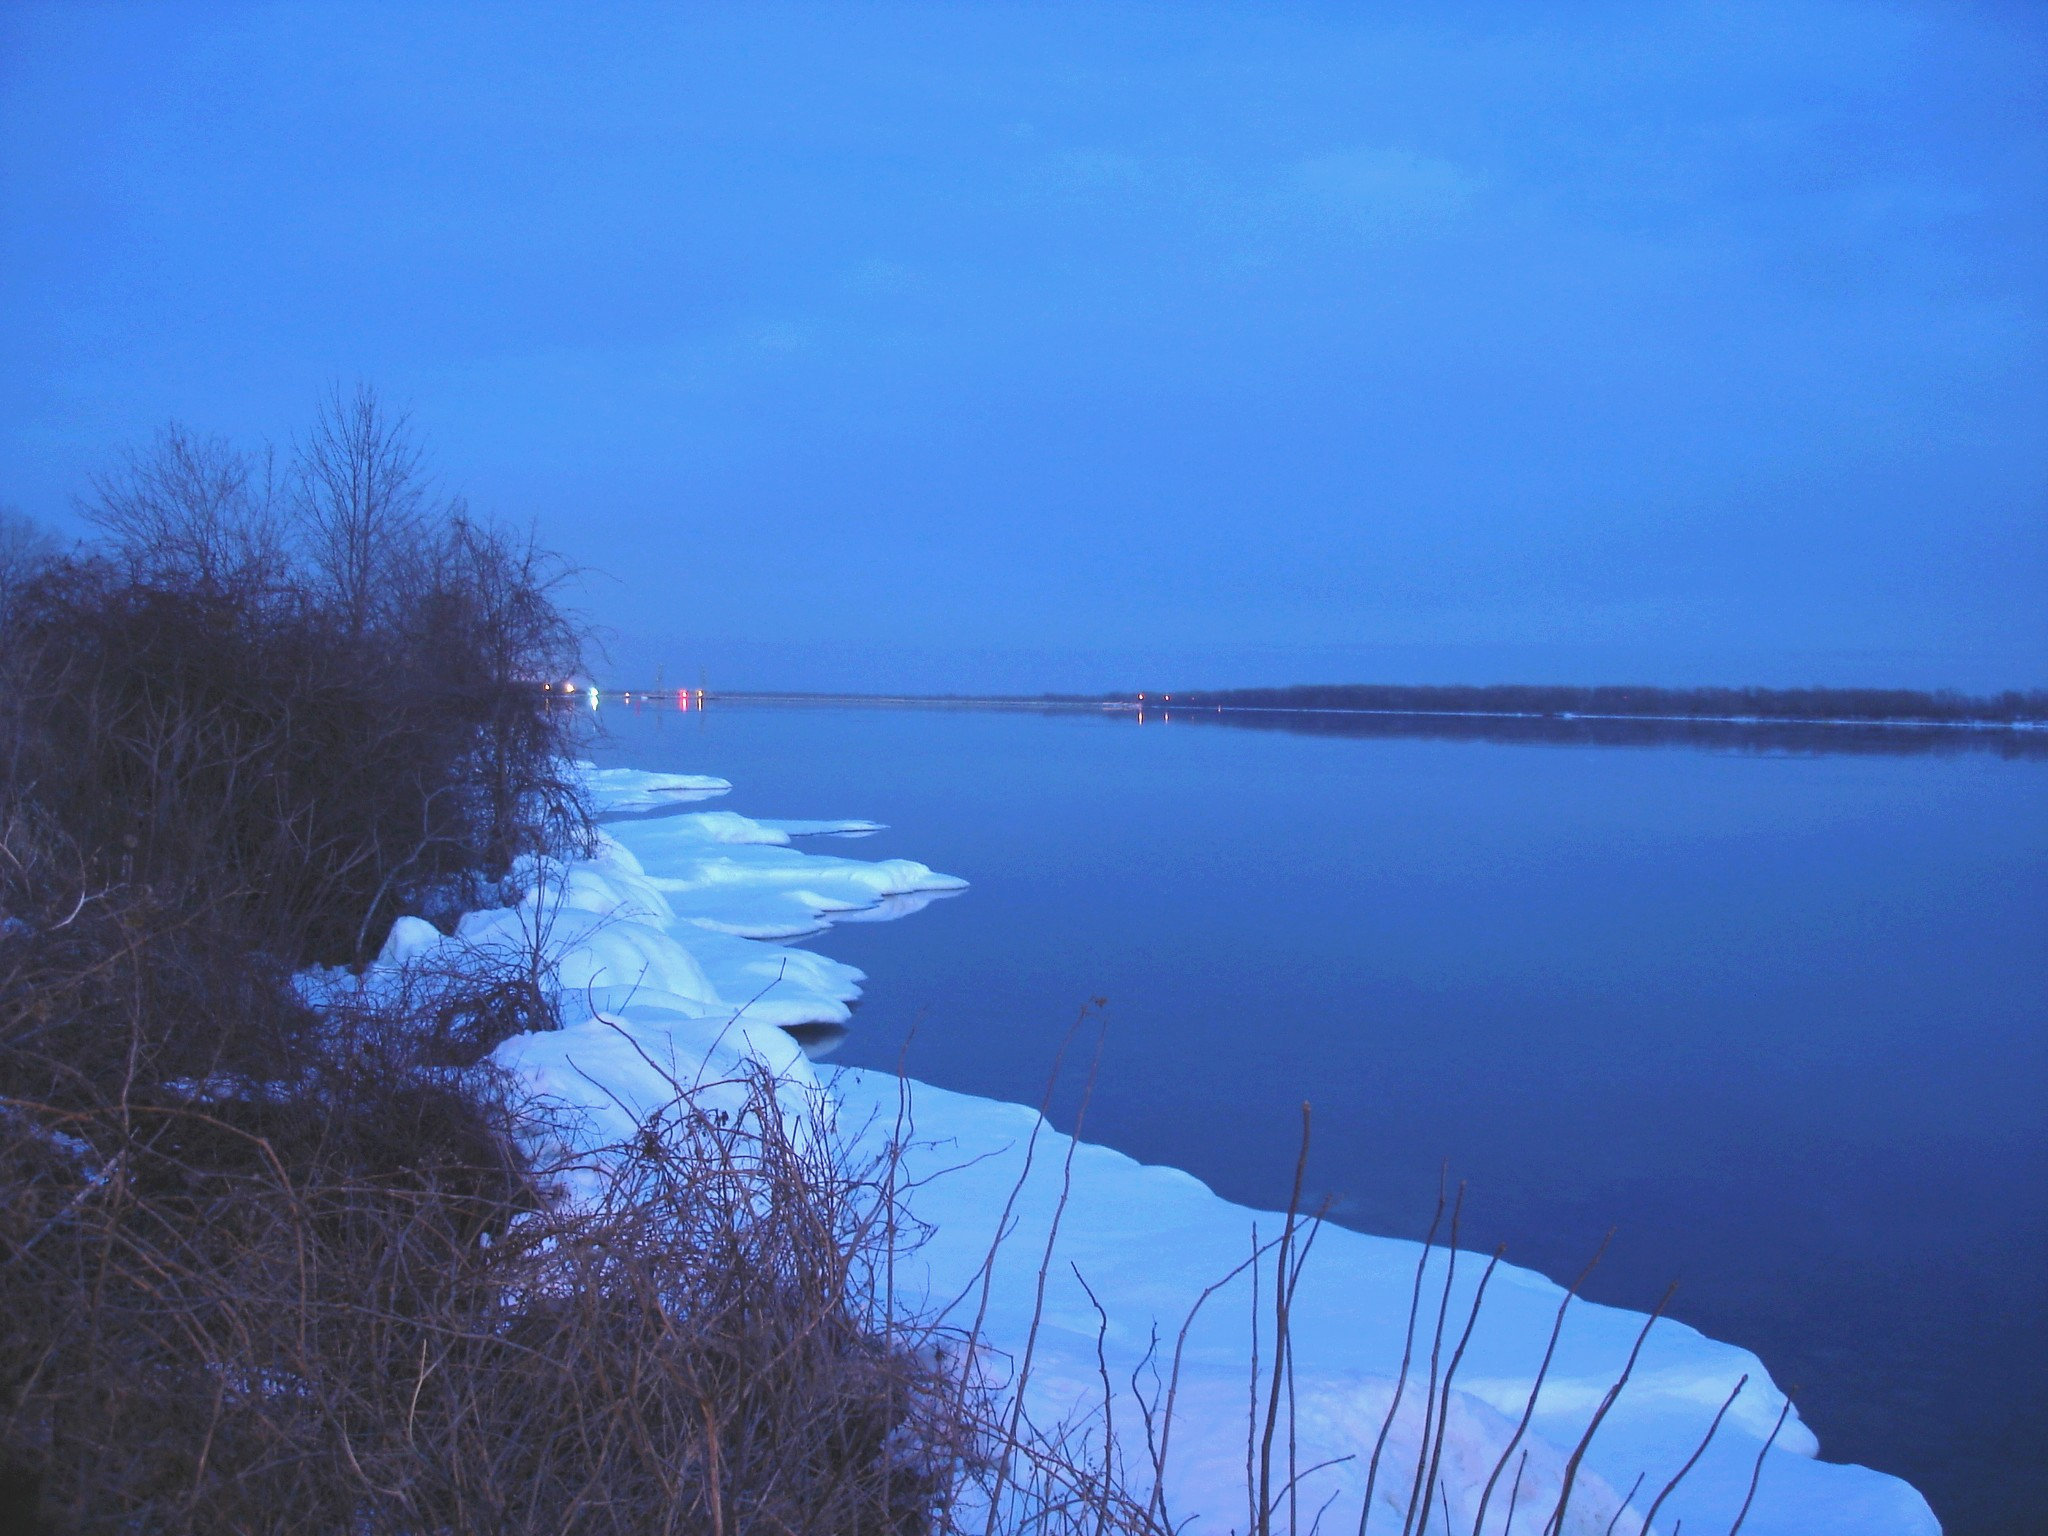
[0,1064,960,1532]
[292,382,432,642]
[81,425,288,598]
[6,391,588,969]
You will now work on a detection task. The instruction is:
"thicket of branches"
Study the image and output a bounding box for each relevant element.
[3,389,585,970]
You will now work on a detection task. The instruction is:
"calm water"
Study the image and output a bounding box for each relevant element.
[589,700,2048,1534]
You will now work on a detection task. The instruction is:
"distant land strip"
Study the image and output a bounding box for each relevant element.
[639,684,2048,729]
[1126,683,2048,728]
[651,690,1121,712]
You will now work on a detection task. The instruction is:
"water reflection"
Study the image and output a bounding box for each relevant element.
[1160,706,2048,758]
[584,688,2048,758]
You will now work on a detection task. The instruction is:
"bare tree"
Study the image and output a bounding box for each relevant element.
[79,426,285,593]
[439,509,582,686]
[292,382,431,639]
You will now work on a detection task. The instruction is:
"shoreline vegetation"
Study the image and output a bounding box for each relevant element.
[2,402,1940,1532]
[600,686,2048,758]
[652,683,2048,729]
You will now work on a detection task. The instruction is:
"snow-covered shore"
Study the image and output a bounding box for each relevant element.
[346,764,1938,1534]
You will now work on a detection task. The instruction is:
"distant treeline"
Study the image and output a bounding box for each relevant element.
[1121,683,2048,726]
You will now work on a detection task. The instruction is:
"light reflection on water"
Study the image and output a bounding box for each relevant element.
[587,697,2047,1536]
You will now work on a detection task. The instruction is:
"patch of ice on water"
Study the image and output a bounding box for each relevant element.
[609,809,881,845]
[606,813,965,940]
[760,817,886,839]
[577,762,732,812]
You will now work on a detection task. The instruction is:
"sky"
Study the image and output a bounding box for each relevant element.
[2,1,2043,693]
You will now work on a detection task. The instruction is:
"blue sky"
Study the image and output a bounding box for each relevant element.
[3,2,2043,691]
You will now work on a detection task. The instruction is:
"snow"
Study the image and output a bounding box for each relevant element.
[497,1007,815,1204]
[577,763,733,811]
[602,810,965,941]
[304,817,954,1038]
[759,817,886,839]
[825,1068,1939,1535]
[337,762,1938,1535]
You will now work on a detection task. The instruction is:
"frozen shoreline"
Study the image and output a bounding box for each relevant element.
[339,764,1939,1534]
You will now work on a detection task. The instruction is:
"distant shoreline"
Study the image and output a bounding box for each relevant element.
[602,685,2048,733]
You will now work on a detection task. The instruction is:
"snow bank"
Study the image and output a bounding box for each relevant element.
[608,812,966,939]
[826,1068,1939,1535]
[320,841,951,1047]
[335,762,1935,1535]
[578,763,734,810]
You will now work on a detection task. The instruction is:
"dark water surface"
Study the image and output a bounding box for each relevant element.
[590,700,2048,1534]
